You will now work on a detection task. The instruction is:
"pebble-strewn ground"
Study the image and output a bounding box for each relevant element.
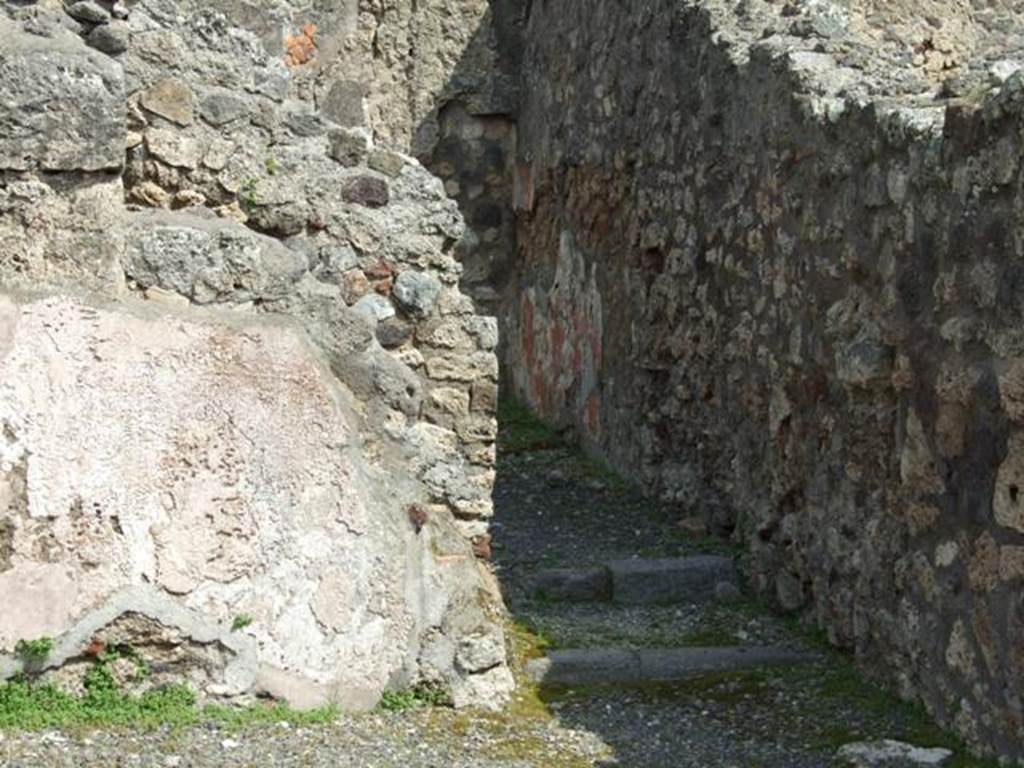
[0,711,609,768]
[0,410,995,767]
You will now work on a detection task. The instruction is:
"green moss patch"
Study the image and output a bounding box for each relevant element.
[497,396,562,455]
[0,675,336,732]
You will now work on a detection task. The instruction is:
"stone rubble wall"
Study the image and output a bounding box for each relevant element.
[417,0,522,314]
[0,0,512,711]
[505,0,1024,761]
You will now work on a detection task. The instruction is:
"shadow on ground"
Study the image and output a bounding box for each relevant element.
[489,398,995,768]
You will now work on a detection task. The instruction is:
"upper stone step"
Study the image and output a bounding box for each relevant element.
[524,555,739,605]
[609,556,739,606]
[524,567,612,602]
[526,646,817,686]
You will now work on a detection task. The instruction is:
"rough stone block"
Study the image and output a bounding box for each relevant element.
[329,127,371,167]
[123,211,307,304]
[0,20,124,171]
[342,175,390,208]
[320,79,367,127]
[140,78,196,126]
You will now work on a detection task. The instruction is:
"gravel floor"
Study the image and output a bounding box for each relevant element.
[0,432,981,767]
[491,448,721,578]
[488,437,976,768]
[0,710,610,768]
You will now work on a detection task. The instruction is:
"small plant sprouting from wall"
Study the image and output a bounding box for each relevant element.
[14,637,53,663]
[377,683,451,712]
[231,614,253,631]
[241,177,259,206]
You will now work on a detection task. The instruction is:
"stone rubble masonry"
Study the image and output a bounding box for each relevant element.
[503,0,1024,763]
[0,0,511,711]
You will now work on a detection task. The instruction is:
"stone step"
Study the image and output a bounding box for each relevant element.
[525,646,817,686]
[610,556,739,606]
[524,567,612,602]
[524,555,739,605]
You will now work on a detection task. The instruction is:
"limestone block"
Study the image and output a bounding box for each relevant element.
[141,78,196,126]
[123,211,307,304]
[0,20,124,171]
[426,351,499,382]
[145,128,202,169]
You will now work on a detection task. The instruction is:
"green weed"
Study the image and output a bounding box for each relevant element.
[497,397,561,455]
[14,637,53,662]
[0,646,337,732]
[377,684,451,712]
[241,177,259,206]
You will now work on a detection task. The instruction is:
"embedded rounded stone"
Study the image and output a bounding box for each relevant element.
[199,90,250,126]
[393,271,442,319]
[66,1,110,23]
[1000,546,1024,581]
[352,292,396,323]
[86,20,129,55]
[376,317,413,348]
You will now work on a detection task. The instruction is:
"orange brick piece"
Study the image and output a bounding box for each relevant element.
[284,23,317,68]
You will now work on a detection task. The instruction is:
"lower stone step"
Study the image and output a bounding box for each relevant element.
[524,555,739,605]
[525,646,817,686]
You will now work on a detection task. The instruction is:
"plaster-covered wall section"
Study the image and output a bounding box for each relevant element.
[0,294,405,705]
[507,0,1024,761]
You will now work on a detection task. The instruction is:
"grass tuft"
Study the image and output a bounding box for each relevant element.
[377,684,451,712]
[497,397,561,455]
[0,651,337,732]
[15,637,53,662]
